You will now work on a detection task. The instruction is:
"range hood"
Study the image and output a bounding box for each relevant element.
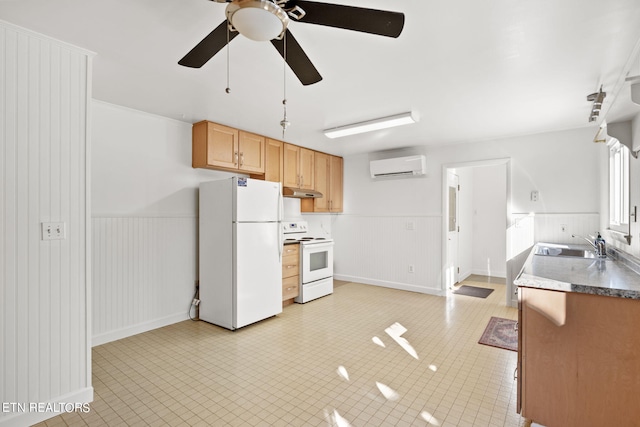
[282,187,323,198]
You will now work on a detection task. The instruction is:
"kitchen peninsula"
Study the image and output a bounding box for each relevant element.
[514,243,640,427]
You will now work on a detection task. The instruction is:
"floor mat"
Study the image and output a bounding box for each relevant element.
[453,284,494,298]
[478,316,518,352]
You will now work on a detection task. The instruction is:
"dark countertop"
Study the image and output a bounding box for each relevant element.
[514,243,640,299]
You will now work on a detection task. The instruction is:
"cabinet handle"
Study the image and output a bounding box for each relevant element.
[514,322,518,332]
[239,152,244,167]
[513,367,518,381]
[234,151,238,165]
[286,265,294,269]
[286,249,295,253]
[286,287,293,291]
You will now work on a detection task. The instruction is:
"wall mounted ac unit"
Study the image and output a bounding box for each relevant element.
[370,155,426,178]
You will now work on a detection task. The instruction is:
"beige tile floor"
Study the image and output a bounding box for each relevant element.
[35,278,525,426]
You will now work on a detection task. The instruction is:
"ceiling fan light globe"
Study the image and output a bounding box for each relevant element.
[227,0,289,42]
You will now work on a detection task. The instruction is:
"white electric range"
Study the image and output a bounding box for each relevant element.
[282,221,334,303]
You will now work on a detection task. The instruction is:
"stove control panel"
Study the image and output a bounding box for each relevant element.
[283,221,308,234]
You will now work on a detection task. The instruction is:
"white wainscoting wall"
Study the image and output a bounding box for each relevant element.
[91,216,196,345]
[1,21,93,427]
[91,100,233,346]
[333,215,443,295]
[532,213,601,243]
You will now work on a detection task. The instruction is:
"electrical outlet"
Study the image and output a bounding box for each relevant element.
[531,191,539,202]
[41,222,66,240]
[406,221,415,231]
[191,298,200,306]
[408,265,414,273]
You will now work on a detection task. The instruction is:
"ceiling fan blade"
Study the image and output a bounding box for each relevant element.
[271,29,322,86]
[292,1,404,38]
[178,20,239,68]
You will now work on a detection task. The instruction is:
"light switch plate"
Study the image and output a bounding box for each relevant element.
[41,222,66,240]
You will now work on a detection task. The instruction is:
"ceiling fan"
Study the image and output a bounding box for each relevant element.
[178,0,405,86]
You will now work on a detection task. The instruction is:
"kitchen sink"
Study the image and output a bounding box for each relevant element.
[534,245,597,259]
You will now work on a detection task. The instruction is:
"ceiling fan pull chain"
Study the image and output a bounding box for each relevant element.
[225,23,231,94]
[280,31,290,137]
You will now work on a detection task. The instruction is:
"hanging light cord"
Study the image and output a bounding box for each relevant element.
[280,32,290,137]
[225,24,231,94]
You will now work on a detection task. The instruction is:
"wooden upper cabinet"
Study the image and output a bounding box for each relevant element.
[264,138,284,183]
[192,121,264,174]
[304,153,343,213]
[299,147,315,190]
[313,153,331,212]
[192,122,340,208]
[193,121,238,169]
[329,155,343,212]
[283,143,300,188]
[283,143,315,189]
[238,131,265,173]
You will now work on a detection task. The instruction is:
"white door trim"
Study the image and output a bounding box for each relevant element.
[441,158,512,305]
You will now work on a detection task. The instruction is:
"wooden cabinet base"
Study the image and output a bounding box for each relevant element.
[520,287,640,427]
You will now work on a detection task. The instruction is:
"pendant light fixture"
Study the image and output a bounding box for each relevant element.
[225,0,289,42]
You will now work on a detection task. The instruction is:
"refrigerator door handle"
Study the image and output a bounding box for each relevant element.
[278,187,283,261]
[278,185,284,222]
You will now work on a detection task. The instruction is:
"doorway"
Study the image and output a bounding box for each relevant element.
[446,171,459,287]
[442,159,511,305]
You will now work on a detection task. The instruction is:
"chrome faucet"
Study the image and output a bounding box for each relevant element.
[572,233,606,258]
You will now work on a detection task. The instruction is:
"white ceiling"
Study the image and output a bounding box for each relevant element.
[2,0,640,156]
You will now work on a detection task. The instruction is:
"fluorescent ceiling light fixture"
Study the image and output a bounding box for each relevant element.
[324,111,418,139]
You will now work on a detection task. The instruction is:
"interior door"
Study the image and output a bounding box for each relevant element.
[447,171,459,287]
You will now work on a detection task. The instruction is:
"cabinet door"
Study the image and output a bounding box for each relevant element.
[329,155,343,212]
[238,131,265,173]
[299,147,315,190]
[314,153,330,212]
[522,287,640,426]
[206,122,239,169]
[283,143,300,188]
[265,138,283,183]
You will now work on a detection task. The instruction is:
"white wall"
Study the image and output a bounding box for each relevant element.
[600,113,640,259]
[471,164,507,278]
[335,127,603,296]
[1,22,93,427]
[456,168,474,280]
[91,100,237,345]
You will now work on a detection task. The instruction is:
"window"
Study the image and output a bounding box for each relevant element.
[609,140,630,231]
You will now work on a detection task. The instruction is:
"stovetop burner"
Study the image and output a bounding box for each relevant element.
[282,220,333,245]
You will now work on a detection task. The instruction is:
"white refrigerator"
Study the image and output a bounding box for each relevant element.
[199,177,283,330]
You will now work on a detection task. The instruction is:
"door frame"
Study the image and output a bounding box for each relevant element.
[441,158,512,304]
[446,171,460,287]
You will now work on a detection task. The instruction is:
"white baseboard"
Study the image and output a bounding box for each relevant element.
[470,268,506,279]
[0,387,93,427]
[334,274,445,296]
[458,270,472,282]
[92,313,190,347]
